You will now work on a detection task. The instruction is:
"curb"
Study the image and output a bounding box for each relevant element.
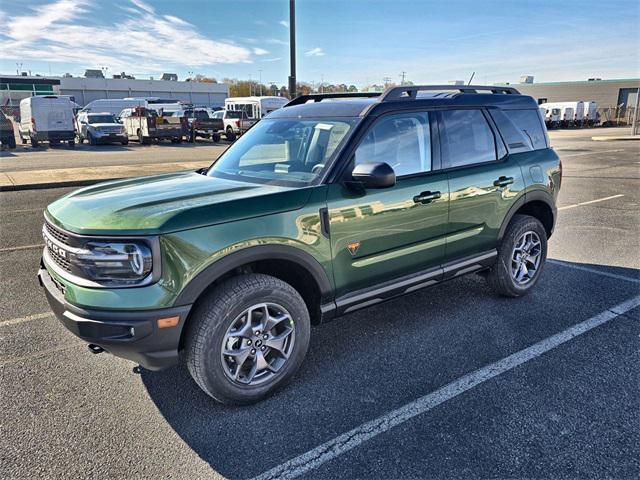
[0,178,121,192]
[591,136,640,141]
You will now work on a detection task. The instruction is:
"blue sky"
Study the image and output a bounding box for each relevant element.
[1,0,638,87]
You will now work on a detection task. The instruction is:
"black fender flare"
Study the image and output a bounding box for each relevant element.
[498,189,557,241]
[173,244,333,306]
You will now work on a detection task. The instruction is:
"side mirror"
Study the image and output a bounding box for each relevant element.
[351,162,396,189]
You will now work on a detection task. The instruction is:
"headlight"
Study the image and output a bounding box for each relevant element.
[43,221,159,287]
[75,241,153,283]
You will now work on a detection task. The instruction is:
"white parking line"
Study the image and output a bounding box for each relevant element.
[558,194,624,211]
[0,243,44,253]
[559,149,622,157]
[252,294,640,480]
[548,259,640,284]
[0,312,53,327]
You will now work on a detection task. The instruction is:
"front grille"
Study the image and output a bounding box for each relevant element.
[45,221,70,245]
[47,244,72,272]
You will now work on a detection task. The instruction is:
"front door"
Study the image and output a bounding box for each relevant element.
[327,110,449,297]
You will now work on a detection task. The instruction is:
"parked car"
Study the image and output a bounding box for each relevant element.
[210,109,253,141]
[0,113,17,149]
[76,112,128,145]
[39,85,561,405]
[120,106,186,144]
[19,95,76,147]
[171,108,224,142]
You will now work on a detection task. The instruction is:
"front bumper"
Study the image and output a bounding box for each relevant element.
[38,266,191,370]
[93,132,128,143]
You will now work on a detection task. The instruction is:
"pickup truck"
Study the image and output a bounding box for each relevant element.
[120,106,186,144]
[210,109,256,141]
[173,108,224,142]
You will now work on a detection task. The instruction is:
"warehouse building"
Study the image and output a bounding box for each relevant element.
[509,77,639,124]
[1,74,229,108]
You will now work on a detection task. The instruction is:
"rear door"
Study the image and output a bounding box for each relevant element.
[327,110,449,297]
[439,108,525,263]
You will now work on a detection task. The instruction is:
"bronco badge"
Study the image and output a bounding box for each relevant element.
[347,241,360,256]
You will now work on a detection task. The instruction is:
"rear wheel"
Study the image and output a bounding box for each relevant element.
[186,274,311,405]
[68,140,75,148]
[7,136,16,149]
[212,133,221,143]
[30,136,39,147]
[486,214,547,297]
[225,127,236,142]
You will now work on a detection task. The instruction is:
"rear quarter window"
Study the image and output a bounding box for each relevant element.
[503,109,547,150]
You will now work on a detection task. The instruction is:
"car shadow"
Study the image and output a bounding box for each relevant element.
[140,260,639,479]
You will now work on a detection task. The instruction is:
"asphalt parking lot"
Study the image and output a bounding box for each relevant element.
[1,129,639,479]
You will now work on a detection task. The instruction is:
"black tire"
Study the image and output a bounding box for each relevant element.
[212,133,221,143]
[8,136,16,149]
[30,136,39,148]
[486,214,548,297]
[121,139,129,146]
[68,140,75,148]
[225,127,236,142]
[185,273,311,405]
[88,132,97,146]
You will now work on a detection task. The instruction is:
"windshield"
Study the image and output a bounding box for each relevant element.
[208,118,357,186]
[88,114,116,124]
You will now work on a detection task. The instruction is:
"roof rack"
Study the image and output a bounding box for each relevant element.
[282,85,521,108]
[380,85,520,101]
[284,92,381,107]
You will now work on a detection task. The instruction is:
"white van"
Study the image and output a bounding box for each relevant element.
[583,101,598,125]
[225,96,288,120]
[81,98,146,116]
[538,103,561,128]
[19,96,76,147]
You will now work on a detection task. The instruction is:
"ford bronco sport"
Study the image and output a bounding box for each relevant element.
[38,85,561,405]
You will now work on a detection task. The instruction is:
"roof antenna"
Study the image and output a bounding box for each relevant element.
[467,72,475,85]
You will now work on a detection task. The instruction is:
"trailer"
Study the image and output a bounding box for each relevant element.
[539,103,561,129]
[583,101,598,126]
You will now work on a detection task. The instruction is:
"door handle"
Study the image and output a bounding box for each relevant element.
[413,191,441,204]
[493,176,514,187]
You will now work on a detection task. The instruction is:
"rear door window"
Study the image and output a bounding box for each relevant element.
[503,109,547,149]
[440,109,497,168]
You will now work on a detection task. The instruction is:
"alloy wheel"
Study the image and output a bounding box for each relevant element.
[221,303,296,386]
[510,230,542,286]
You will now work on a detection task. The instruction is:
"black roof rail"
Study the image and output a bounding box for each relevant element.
[379,85,521,101]
[284,92,381,107]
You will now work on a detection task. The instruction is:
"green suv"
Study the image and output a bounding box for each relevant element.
[39,85,561,404]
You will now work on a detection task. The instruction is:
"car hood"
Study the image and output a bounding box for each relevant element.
[88,123,122,128]
[46,171,313,235]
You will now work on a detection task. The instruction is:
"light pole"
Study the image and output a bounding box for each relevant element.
[258,69,263,96]
[288,0,296,98]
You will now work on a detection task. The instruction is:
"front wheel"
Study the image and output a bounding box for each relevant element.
[185,274,311,405]
[486,214,547,297]
[225,127,236,142]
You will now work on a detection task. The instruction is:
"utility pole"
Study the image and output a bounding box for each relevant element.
[248,74,252,96]
[288,0,296,98]
[258,69,263,96]
[400,71,406,85]
[383,76,391,88]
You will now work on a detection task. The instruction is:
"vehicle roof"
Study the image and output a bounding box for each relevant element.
[269,88,539,119]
